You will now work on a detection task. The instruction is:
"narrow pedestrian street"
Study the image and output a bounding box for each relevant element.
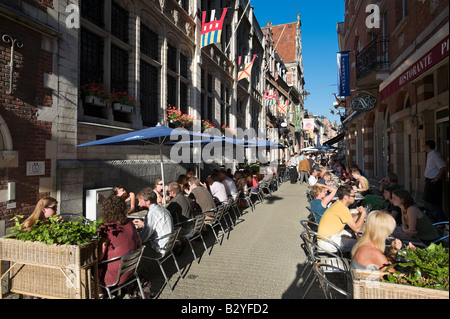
[140,181,323,299]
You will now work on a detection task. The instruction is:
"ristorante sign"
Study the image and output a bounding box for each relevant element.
[380,35,449,100]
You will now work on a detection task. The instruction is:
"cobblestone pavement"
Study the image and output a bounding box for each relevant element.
[139,181,325,299]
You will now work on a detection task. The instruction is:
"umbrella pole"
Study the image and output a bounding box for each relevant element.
[160,143,166,207]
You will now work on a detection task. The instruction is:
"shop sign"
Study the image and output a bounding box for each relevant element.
[351,94,377,112]
[380,35,449,100]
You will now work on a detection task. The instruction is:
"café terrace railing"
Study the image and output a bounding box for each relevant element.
[356,36,390,80]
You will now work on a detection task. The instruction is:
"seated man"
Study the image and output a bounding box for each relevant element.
[219,169,238,199]
[187,177,217,222]
[308,168,319,187]
[209,170,228,204]
[316,171,332,186]
[133,188,174,254]
[166,182,193,235]
[317,185,367,253]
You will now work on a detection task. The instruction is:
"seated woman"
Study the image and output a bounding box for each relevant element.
[382,185,402,225]
[351,168,371,196]
[22,196,58,230]
[310,184,337,223]
[153,179,170,206]
[391,189,439,245]
[98,196,142,290]
[246,171,259,193]
[113,185,136,215]
[351,210,402,272]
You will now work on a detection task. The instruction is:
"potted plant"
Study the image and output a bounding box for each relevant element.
[166,106,194,129]
[0,215,103,299]
[178,113,194,129]
[352,243,449,299]
[166,105,182,125]
[110,90,136,113]
[80,81,110,107]
[202,119,216,131]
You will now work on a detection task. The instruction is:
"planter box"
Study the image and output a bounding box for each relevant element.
[352,269,449,299]
[0,237,98,299]
[113,102,133,113]
[84,95,107,107]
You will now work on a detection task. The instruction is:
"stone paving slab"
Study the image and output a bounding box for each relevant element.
[140,181,325,299]
[1,181,326,300]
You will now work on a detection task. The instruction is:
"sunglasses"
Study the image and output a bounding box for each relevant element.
[349,195,356,198]
[158,183,163,186]
[46,205,57,210]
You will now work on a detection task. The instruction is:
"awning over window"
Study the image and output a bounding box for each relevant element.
[323,132,344,146]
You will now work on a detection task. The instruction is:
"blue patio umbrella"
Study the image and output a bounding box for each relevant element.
[244,138,284,149]
[77,124,211,205]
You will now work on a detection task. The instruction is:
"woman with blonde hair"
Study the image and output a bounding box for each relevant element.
[310,184,337,223]
[22,196,58,230]
[351,210,402,272]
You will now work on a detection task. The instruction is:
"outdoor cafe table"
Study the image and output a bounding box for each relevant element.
[128,210,147,220]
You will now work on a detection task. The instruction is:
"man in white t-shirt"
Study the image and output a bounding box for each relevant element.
[423,140,447,222]
[308,168,319,187]
[209,171,228,204]
[219,169,238,198]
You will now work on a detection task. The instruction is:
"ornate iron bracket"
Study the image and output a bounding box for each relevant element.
[2,34,23,94]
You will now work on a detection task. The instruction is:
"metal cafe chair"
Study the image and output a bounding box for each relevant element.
[259,178,273,197]
[314,262,353,299]
[243,187,256,211]
[98,245,146,299]
[305,207,322,225]
[300,218,319,233]
[221,200,235,228]
[432,221,449,247]
[299,230,350,299]
[178,214,209,264]
[203,205,229,247]
[141,227,183,291]
[229,192,242,220]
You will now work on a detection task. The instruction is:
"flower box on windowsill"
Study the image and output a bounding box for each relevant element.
[113,102,134,113]
[84,95,107,107]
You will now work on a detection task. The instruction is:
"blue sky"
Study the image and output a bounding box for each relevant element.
[252,0,345,123]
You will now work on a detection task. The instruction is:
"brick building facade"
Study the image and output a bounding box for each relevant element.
[338,0,448,217]
[1,0,59,228]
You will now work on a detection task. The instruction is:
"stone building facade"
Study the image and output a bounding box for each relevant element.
[1,0,306,226]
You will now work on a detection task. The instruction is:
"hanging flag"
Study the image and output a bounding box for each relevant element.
[337,51,350,96]
[237,54,256,81]
[201,8,228,48]
[278,99,288,114]
[265,89,277,106]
